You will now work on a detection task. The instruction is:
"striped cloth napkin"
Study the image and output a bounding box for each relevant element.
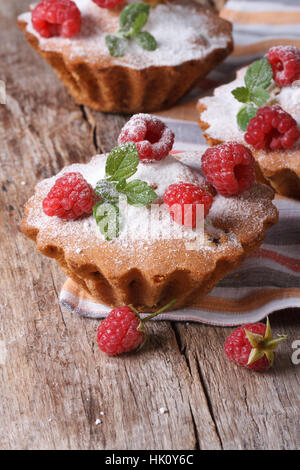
[60,0,300,326]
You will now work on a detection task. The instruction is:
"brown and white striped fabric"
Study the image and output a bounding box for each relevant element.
[60,0,300,326]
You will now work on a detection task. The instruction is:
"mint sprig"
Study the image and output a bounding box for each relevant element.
[93,201,120,242]
[105,3,157,57]
[119,3,150,37]
[93,143,158,240]
[244,57,273,91]
[105,35,127,58]
[231,57,273,131]
[106,142,139,181]
[120,179,157,206]
[237,104,258,132]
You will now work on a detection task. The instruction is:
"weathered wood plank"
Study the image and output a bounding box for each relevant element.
[174,310,300,450]
[0,0,299,451]
[0,0,221,450]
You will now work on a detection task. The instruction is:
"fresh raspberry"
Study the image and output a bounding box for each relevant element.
[32,0,81,38]
[43,172,97,220]
[97,300,176,356]
[118,114,175,163]
[224,318,287,372]
[92,0,124,8]
[164,183,213,229]
[267,46,300,86]
[245,105,300,151]
[201,142,256,197]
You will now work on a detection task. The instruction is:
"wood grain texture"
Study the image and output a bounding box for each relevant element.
[0,0,299,450]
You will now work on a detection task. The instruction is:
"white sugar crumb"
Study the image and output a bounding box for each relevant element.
[21,181,26,185]
[18,0,230,70]
[159,407,168,415]
[95,419,102,425]
[100,411,104,416]
[76,248,83,254]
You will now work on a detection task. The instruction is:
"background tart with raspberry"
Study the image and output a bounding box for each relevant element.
[17,0,233,113]
[197,46,300,199]
[21,115,278,312]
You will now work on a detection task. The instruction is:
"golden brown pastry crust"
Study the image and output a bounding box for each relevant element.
[21,152,278,312]
[17,1,233,113]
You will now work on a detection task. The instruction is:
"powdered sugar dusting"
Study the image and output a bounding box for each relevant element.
[18,0,231,69]
[25,151,276,263]
[200,66,300,143]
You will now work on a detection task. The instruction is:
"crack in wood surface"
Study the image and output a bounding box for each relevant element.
[170,323,223,450]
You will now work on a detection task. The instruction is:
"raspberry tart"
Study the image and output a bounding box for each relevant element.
[18,0,233,113]
[21,115,278,312]
[197,46,300,199]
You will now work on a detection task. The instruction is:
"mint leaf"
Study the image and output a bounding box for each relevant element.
[250,88,269,107]
[231,86,250,103]
[244,57,273,91]
[106,143,139,182]
[120,180,157,206]
[115,179,127,192]
[93,201,120,241]
[95,179,119,202]
[105,35,127,57]
[237,104,257,131]
[136,31,157,51]
[119,3,150,37]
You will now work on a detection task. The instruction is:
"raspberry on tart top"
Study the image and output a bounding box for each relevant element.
[164,182,213,229]
[118,114,175,162]
[245,105,300,151]
[43,172,97,220]
[92,0,124,9]
[197,45,300,199]
[32,0,82,38]
[201,142,256,197]
[267,46,300,87]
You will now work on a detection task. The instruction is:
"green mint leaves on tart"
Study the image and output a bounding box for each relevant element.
[93,200,120,241]
[232,57,273,131]
[119,2,150,37]
[236,103,258,132]
[93,143,158,240]
[119,179,157,206]
[106,142,139,181]
[135,31,157,51]
[244,57,273,91]
[105,35,127,58]
[105,3,157,57]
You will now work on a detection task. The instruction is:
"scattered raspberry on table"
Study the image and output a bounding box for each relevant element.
[245,105,300,151]
[118,114,175,163]
[267,46,300,86]
[201,142,256,197]
[32,0,82,38]
[224,318,287,372]
[43,172,97,220]
[97,300,177,356]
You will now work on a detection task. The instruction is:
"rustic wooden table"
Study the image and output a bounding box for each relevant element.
[0,0,299,450]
